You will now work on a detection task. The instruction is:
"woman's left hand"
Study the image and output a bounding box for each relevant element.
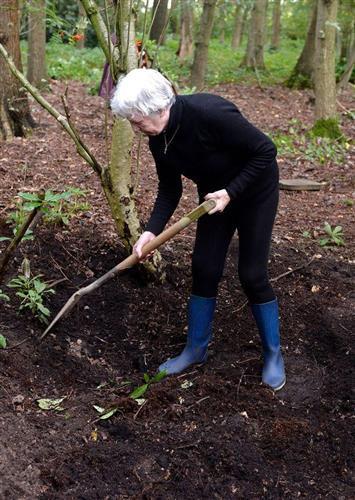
[205,189,231,214]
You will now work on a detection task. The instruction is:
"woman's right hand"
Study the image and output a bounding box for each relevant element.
[133,231,156,260]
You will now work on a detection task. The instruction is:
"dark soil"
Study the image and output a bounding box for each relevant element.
[0,81,354,499]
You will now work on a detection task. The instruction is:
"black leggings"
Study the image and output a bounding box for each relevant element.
[191,182,278,304]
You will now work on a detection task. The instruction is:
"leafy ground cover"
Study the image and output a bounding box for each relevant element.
[0,80,353,498]
[21,36,303,91]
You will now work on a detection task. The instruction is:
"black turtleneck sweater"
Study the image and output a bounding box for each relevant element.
[146,93,278,235]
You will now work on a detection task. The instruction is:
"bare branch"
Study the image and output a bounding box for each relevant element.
[80,0,119,71]
[0,190,45,282]
[0,42,103,175]
[61,89,102,173]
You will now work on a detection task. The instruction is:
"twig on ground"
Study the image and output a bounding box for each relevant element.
[46,277,68,288]
[270,254,317,283]
[237,357,259,365]
[186,396,210,410]
[176,440,200,450]
[177,370,198,379]
[50,256,71,283]
[233,300,248,313]
[236,369,246,403]
[133,399,148,420]
[3,336,32,350]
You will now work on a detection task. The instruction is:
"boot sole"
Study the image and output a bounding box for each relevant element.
[272,377,286,392]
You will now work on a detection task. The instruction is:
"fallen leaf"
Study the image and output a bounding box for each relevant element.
[37,397,66,411]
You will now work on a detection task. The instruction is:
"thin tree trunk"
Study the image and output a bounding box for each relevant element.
[271,0,281,50]
[241,0,268,69]
[313,0,340,137]
[177,0,194,59]
[0,0,35,139]
[337,42,355,89]
[27,0,47,87]
[150,0,169,44]
[190,0,217,89]
[99,0,143,253]
[218,1,226,44]
[231,2,242,50]
[240,4,250,45]
[286,0,317,88]
[77,0,86,49]
[340,15,354,60]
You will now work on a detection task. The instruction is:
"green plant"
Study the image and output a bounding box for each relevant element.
[129,370,167,400]
[303,137,347,165]
[7,258,55,324]
[2,188,90,240]
[0,204,34,242]
[0,289,10,302]
[319,223,345,247]
[0,335,7,349]
[41,187,90,225]
[342,199,353,207]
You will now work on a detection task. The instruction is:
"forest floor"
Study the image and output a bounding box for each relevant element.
[0,81,354,499]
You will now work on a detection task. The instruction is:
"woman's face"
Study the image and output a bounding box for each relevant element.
[129,108,170,136]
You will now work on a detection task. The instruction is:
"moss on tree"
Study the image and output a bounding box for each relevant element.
[311,118,344,140]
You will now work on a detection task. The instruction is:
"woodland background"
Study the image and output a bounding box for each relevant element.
[0,1,354,498]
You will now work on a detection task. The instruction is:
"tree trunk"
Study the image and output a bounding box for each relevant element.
[313,0,341,138]
[340,14,354,60]
[99,0,143,253]
[217,1,226,44]
[240,4,250,45]
[27,0,47,87]
[177,0,194,59]
[0,0,35,139]
[150,0,169,45]
[241,0,268,69]
[190,0,217,89]
[77,0,86,49]
[270,0,281,50]
[231,2,242,50]
[286,1,317,88]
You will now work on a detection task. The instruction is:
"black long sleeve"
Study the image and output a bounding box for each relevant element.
[145,158,182,235]
[200,98,277,199]
[146,93,278,234]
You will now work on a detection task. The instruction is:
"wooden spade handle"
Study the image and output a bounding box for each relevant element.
[122,198,216,267]
[41,199,216,338]
[74,199,216,286]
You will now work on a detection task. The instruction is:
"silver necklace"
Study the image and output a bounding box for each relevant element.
[163,125,180,154]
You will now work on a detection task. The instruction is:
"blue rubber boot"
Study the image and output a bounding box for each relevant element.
[158,295,216,375]
[251,299,286,391]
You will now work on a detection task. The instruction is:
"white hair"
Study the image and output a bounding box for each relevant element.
[111,68,176,118]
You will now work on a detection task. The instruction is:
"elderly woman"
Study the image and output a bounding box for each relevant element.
[111,69,286,391]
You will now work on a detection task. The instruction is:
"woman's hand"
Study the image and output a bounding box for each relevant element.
[205,189,231,214]
[133,231,156,260]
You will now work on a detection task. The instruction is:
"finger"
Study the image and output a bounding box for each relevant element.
[204,193,214,200]
[135,246,143,258]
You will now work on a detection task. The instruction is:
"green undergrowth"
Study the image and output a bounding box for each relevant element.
[21,40,104,85]
[157,37,303,89]
[270,119,349,165]
[21,36,302,90]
